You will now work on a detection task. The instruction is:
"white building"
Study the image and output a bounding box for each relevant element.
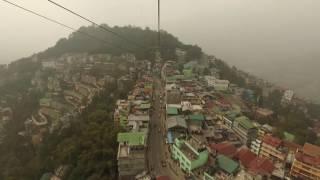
[250,138,262,155]
[282,90,294,103]
[204,76,229,91]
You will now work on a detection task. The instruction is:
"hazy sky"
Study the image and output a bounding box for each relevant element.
[1,0,320,100]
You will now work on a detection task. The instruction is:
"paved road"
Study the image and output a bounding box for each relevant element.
[147,77,184,179]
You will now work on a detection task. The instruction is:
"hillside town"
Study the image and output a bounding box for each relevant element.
[0,52,138,179]
[114,49,320,180]
[0,49,319,180]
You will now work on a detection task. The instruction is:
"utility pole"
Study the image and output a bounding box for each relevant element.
[158,0,160,49]
[155,0,161,62]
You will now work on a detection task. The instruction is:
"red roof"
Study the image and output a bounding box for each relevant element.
[248,157,275,175]
[210,142,238,157]
[236,148,256,168]
[235,148,274,175]
[263,135,282,148]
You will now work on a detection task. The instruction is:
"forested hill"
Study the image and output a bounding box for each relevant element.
[37,25,202,61]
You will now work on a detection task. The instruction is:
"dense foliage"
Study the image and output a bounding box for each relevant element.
[0,81,127,180]
[39,82,124,180]
[38,25,202,61]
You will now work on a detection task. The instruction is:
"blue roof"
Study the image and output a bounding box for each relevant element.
[167,131,174,144]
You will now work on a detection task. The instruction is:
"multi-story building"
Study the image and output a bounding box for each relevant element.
[259,135,287,163]
[214,79,230,91]
[171,138,209,173]
[182,93,202,105]
[250,124,273,155]
[117,132,147,179]
[127,114,150,132]
[290,143,320,180]
[221,111,239,128]
[232,116,257,145]
[204,76,229,91]
[251,138,262,155]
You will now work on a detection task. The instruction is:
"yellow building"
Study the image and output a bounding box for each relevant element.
[290,143,320,180]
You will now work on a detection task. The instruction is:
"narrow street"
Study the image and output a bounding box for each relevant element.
[147,77,183,179]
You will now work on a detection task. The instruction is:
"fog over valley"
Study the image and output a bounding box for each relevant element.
[1,0,320,102]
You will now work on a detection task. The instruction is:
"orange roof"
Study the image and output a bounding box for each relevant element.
[263,135,282,148]
[303,143,320,157]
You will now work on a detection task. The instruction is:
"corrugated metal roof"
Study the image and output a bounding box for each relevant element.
[167,116,187,129]
[217,155,239,174]
[235,116,254,129]
[166,107,179,115]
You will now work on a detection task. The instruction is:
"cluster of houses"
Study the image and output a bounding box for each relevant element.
[161,60,320,180]
[23,53,119,147]
[36,53,141,180]
[114,64,154,180]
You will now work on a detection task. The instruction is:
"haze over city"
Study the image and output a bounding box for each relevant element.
[2,1,320,179]
[1,0,320,102]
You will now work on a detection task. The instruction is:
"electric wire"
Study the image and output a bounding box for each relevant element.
[1,0,130,52]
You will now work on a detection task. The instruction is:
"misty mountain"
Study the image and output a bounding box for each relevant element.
[37,25,202,61]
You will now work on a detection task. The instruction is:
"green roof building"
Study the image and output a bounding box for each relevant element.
[217,155,239,174]
[189,114,205,121]
[188,114,205,132]
[171,138,209,173]
[232,116,257,145]
[138,103,151,110]
[222,110,240,128]
[167,107,179,116]
[117,132,147,177]
[117,132,146,146]
[234,116,254,129]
